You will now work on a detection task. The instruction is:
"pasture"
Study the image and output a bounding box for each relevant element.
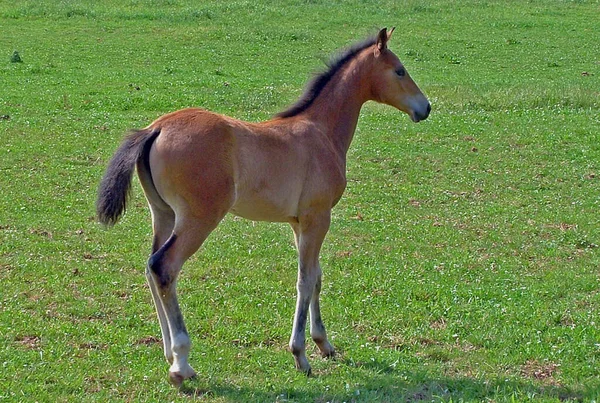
[1,0,599,401]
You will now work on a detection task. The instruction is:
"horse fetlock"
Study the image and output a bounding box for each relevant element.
[172,333,191,352]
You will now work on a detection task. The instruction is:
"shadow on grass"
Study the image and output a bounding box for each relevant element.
[178,358,597,402]
[352,358,591,402]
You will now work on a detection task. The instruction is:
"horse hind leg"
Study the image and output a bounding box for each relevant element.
[146,267,174,365]
[140,160,177,365]
[147,213,224,387]
[136,124,234,385]
[146,206,176,365]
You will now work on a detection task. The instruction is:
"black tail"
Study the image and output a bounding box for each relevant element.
[96,128,160,226]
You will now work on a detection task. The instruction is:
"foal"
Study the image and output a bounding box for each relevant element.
[97,28,430,386]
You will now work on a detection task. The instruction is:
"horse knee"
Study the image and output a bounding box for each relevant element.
[296,275,318,296]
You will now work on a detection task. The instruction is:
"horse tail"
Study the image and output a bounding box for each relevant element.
[96,127,160,226]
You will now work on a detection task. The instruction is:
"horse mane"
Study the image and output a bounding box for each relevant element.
[275,35,377,119]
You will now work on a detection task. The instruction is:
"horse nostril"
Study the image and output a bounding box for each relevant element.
[419,103,431,121]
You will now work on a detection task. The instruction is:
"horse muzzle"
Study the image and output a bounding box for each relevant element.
[411,102,431,123]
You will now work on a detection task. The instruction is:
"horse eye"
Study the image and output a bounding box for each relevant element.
[395,68,406,77]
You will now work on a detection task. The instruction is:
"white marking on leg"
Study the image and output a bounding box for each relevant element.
[159,283,196,385]
[168,332,195,378]
[146,268,173,364]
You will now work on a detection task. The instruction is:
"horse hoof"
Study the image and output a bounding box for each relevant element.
[297,365,312,377]
[319,342,335,358]
[168,371,185,388]
[168,369,196,388]
[293,354,312,376]
[321,348,335,359]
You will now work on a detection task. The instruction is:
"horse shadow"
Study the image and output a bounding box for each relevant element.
[179,356,595,402]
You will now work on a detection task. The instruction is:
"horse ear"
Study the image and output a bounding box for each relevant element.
[387,27,395,40]
[375,28,388,55]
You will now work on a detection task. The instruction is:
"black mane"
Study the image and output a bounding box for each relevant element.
[275,36,377,119]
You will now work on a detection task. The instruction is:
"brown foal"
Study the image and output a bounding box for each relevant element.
[97,28,430,386]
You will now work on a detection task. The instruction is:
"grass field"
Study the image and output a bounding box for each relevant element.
[1,0,599,401]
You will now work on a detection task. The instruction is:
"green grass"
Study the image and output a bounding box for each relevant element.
[1,0,599,401]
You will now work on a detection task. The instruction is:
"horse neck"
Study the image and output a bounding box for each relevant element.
[303,60,371,157]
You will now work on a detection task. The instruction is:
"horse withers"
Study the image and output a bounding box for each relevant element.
[97,28,430,386]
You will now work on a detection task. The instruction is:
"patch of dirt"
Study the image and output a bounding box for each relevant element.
[430,318,447,330]
[135,335,162,345]
[544,223,577,231]
[78,342,108,350]
[29,228,53,239]
[0,263,14,272]
[16,335,41,350]
[335,250,353,258]
[521,359,561,385]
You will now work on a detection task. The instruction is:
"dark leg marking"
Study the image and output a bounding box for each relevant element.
[148,234,177,288]
[291,299,310,356]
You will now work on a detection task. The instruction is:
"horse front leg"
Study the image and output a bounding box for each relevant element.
[289,211,333,374]
[309,274,335,358]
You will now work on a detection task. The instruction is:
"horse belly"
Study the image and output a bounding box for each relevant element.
[229,185,299,223]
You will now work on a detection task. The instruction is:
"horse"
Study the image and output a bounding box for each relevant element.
[96,27,430,386]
